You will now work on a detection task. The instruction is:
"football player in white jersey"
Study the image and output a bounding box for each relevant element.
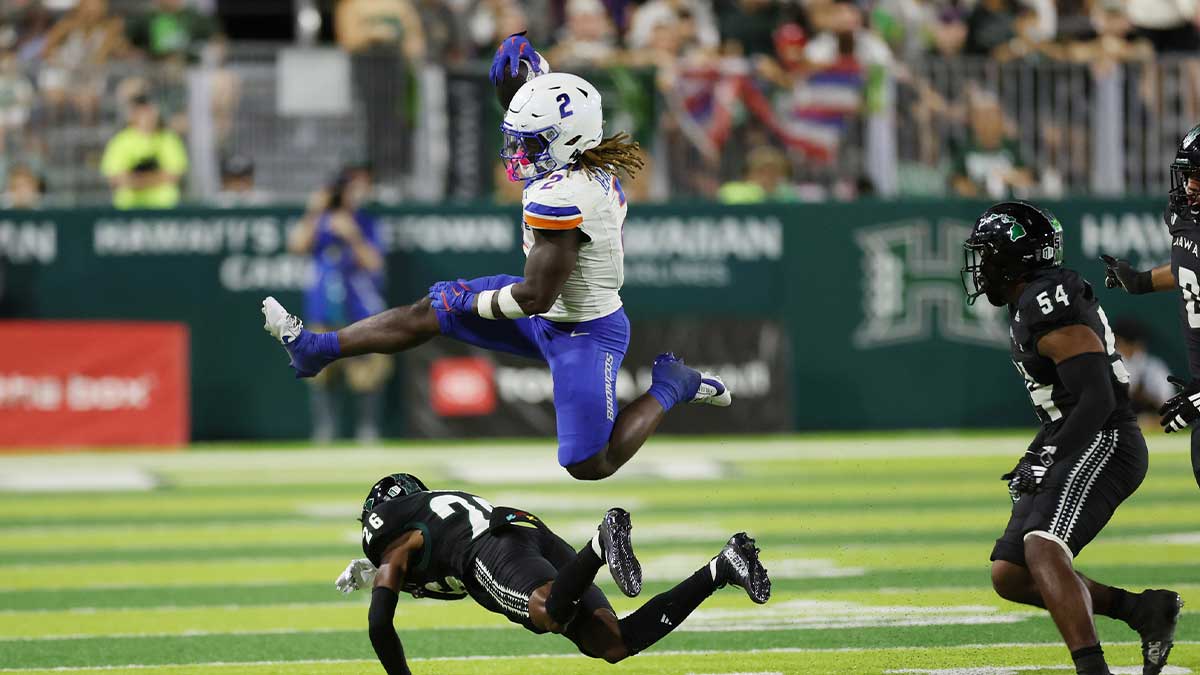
[260,33,730,480]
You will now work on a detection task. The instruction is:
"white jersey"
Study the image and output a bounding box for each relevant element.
[521,165,627,322]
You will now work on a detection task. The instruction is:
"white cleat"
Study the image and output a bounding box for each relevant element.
[262,296,304,345]
[692,372,732,407]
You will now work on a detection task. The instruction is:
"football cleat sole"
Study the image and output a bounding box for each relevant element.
[600,508,642,598]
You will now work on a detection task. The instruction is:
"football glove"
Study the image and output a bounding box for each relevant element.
[490,31,542,86]
[335,558,377,594]
[1099,255,1154,294]
[1002,446,1055,502]
[429,279,477,314]
[1160,375,1200,433]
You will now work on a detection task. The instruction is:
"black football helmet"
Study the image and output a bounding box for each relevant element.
[961,201,1064,307]
[360,473,428,523]
[1170,123,1200,221]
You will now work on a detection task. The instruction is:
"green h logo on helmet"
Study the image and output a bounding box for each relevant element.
[1008,223,1026,242]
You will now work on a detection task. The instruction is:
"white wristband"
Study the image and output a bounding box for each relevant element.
[498,284,528,319]
[477,290,498,319]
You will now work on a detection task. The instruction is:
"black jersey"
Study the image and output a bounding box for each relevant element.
[1167,210,1200,379]
[361,490,497,600]
[1009,268,1135,428]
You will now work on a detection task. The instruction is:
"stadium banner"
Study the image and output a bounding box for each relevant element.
[402,318,793,439]
[0,321,189,448]
[0,198,1176,439]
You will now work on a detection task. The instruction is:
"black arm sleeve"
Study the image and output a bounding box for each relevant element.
[1044,352,1116,461]
[368,586,411,675]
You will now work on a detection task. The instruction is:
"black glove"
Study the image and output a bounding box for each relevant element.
[1100,255,1154,294]
[1159,375,1200,433]
[1002,446,1055,502]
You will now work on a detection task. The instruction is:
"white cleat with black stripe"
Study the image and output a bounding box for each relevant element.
[692,373,732,407]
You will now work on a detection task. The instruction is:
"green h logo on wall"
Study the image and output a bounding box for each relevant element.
[854,220,1008,349]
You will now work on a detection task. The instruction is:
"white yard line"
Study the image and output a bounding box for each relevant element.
[0,435,1187,479]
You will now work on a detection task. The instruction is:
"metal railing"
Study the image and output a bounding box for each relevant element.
[9,50,1200,206]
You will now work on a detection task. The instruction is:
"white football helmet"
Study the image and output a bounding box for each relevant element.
[500,72,604,181]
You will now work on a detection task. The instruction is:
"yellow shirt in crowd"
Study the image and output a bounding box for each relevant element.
[100,127,189,209]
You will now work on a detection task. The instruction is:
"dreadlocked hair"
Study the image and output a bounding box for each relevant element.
[576,132,645,179]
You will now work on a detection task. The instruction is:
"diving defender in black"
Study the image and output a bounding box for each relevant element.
[345,473,771,675]
[963,202,1180,675]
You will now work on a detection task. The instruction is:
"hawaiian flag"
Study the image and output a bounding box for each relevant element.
[672,56,865,164]
[776,57,864,163]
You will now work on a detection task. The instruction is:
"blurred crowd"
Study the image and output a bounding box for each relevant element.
[2,0,1199,207]
[1,0,230,208]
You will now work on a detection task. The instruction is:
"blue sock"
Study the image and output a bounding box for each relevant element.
[647,362,699,412]
[312,331,342,359]
[648,383,681,411]
[289,330,343,378]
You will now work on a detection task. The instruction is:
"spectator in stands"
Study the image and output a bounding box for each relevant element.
[414,0,468,65]
[948,92,1033,198]
[214,155,272,207]
[804,1,893,70]
[716,0,788,57]
[1128,0,1200,122]
[126,0,217,63]
[39,0,126,125]
[926,1,969,57]
[872,0,941,61]
[3,0,53,66]
[548,0,619,69]
[775,1,891,167]
[0,49,34,154]
[336,0,425,187]
[288,168,389,444]
[964,0,1017,55]
[1127,0,1200,53]
[627,0,719,51]
[626,4,710,90]
[100,94,189,209]
[1060,1,1153,69]
[1054,0,1096,44]
[717,145,800,203]
[2,164,43,209]
[992,2,1053,62]
[465,0,547,52]
[1113,318,1174,417]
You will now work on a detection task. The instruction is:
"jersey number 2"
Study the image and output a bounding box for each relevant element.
[430,493,495,539]
[1179,266,1200,328]
[556,93,573,118]
[363,512,384,544]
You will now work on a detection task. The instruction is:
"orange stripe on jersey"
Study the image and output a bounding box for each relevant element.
[524,214,583,230]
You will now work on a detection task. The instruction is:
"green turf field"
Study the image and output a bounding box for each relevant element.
[0,433,1195,674]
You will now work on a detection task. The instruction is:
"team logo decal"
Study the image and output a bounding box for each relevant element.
[855,219,1008,349]
[1185,125,1200,148]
